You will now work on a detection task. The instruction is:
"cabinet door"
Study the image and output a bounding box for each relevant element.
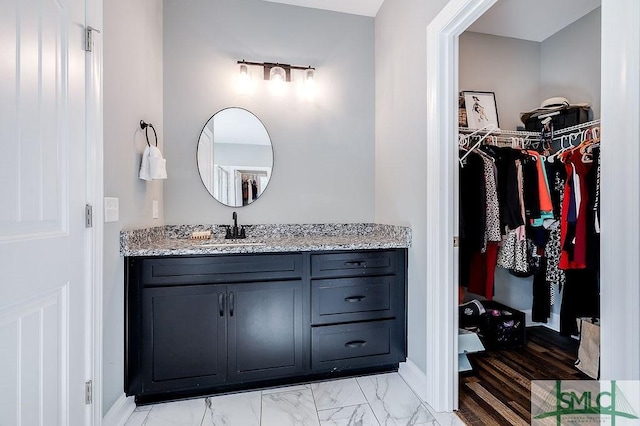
[141,285,227,394]
[227,280,304,382]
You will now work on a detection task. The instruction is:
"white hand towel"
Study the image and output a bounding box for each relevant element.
[148,145,167,179]
[139,146,152,181]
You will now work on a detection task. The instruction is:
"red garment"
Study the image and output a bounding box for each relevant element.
[559,149,592,269]
[527,150,553,213]
[467,242,500,299]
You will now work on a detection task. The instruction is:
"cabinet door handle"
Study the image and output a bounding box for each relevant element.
[229,291,234,317]
[344,340,366,348]
[344,261,367,267]
[218,293,225,317]
[344,295,366,303]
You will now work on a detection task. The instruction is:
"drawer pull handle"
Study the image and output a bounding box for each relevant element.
[344,340,366,348]
[218,293,225,317]
[344,261,367,267]
[344,295,366,303]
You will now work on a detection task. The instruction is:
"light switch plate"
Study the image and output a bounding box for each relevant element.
[152,200,159,219]
[104,197,119,223]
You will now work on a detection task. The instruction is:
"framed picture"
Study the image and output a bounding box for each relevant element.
[458,95,468,128]
[462,91,499,129]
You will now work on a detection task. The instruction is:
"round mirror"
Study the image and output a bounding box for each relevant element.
[197,108,274,207]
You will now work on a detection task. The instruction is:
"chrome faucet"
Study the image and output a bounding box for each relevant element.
[225,212,246,239]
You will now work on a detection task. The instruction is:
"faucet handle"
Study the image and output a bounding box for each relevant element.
[223,225,232,239]
[239,226,246,239]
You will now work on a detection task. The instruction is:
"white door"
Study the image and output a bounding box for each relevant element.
[0,0,91,424]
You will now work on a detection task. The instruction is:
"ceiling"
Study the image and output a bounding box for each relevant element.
[259,0,600,42]
[259,0,384,17]
[467,0,600,42]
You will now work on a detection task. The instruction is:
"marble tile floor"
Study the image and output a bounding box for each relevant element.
[124,372,465,426]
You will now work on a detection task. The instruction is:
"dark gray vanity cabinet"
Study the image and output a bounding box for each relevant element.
[226,280,305,382]
[309,251,406,371]
[141,285,228,393]
[125,249,407,403]
[126,253,306,400]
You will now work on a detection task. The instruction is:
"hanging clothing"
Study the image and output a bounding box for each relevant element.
[544,160,567,304]
[459,151,486,252]
[585,147,601,270]
[532,257,551,323]
[458,128,600,330]
[559,148,593,269]
[560,269,600,336]
[459,151,486,290]
[527,151,554,226]
[491,147,525,232]
[482,157,502,247]
[467,242,500,300]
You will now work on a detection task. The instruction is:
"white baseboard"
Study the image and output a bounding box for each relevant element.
[523,309,560,332]
[398,359,428,403]
[102,393,136,426]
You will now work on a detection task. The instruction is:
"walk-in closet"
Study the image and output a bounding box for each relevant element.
[455,1,602,423]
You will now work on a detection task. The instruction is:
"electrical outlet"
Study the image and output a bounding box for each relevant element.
[152,200,159,219]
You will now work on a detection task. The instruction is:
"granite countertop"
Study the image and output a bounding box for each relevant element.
[120,223,412,257]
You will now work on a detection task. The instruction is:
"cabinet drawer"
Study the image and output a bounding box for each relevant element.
[139,254,303,286]
[311,320,401,370]
[310,251,396,278]
[311,276,396,325]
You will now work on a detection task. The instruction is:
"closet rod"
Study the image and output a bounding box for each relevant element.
[552,119,601,136]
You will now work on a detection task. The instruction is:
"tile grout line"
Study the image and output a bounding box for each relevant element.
[355,374,382,426]
[259,390,264,426]
[140,408,150,426]
[309,381,322,426]
[199,398,206,426]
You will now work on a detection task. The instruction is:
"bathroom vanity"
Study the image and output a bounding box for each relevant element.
[122,224,410,404]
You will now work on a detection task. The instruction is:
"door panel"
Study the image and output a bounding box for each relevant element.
[0,0,88,424]
[142,285,227,393]
[227,281,304,381]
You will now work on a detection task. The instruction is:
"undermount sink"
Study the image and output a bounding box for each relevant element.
[199,241,267,247]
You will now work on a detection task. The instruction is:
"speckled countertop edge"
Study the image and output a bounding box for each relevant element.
[120,223,412,257]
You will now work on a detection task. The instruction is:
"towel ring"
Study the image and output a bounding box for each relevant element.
[140,120,158,147]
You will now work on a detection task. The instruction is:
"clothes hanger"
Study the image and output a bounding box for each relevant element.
[459,124,496,167]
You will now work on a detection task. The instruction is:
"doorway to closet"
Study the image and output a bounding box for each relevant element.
[455,1,601,423]
[425,0,640,416]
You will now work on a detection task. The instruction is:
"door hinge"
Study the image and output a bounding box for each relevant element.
[85,380,93,405]
[85,204,93,228]
[453,236,460,247]
[85,26,101,52]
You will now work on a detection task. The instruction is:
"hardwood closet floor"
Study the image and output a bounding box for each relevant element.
[457,326,590,425]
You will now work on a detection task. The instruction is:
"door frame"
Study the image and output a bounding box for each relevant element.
[85,0,104,423]
[425,0,640,412]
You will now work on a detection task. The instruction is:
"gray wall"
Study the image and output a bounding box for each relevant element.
[103,0,164,415]
[541,7,601,119]
[374,0,450,375]
[459,33,541,130]
[163,0,375,225]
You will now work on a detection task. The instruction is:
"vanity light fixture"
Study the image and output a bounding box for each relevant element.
[237,59,316,83]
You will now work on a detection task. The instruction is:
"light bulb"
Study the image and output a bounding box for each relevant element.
[237,63,251,94]
[269,66,286,96]
[302,67,316,99]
